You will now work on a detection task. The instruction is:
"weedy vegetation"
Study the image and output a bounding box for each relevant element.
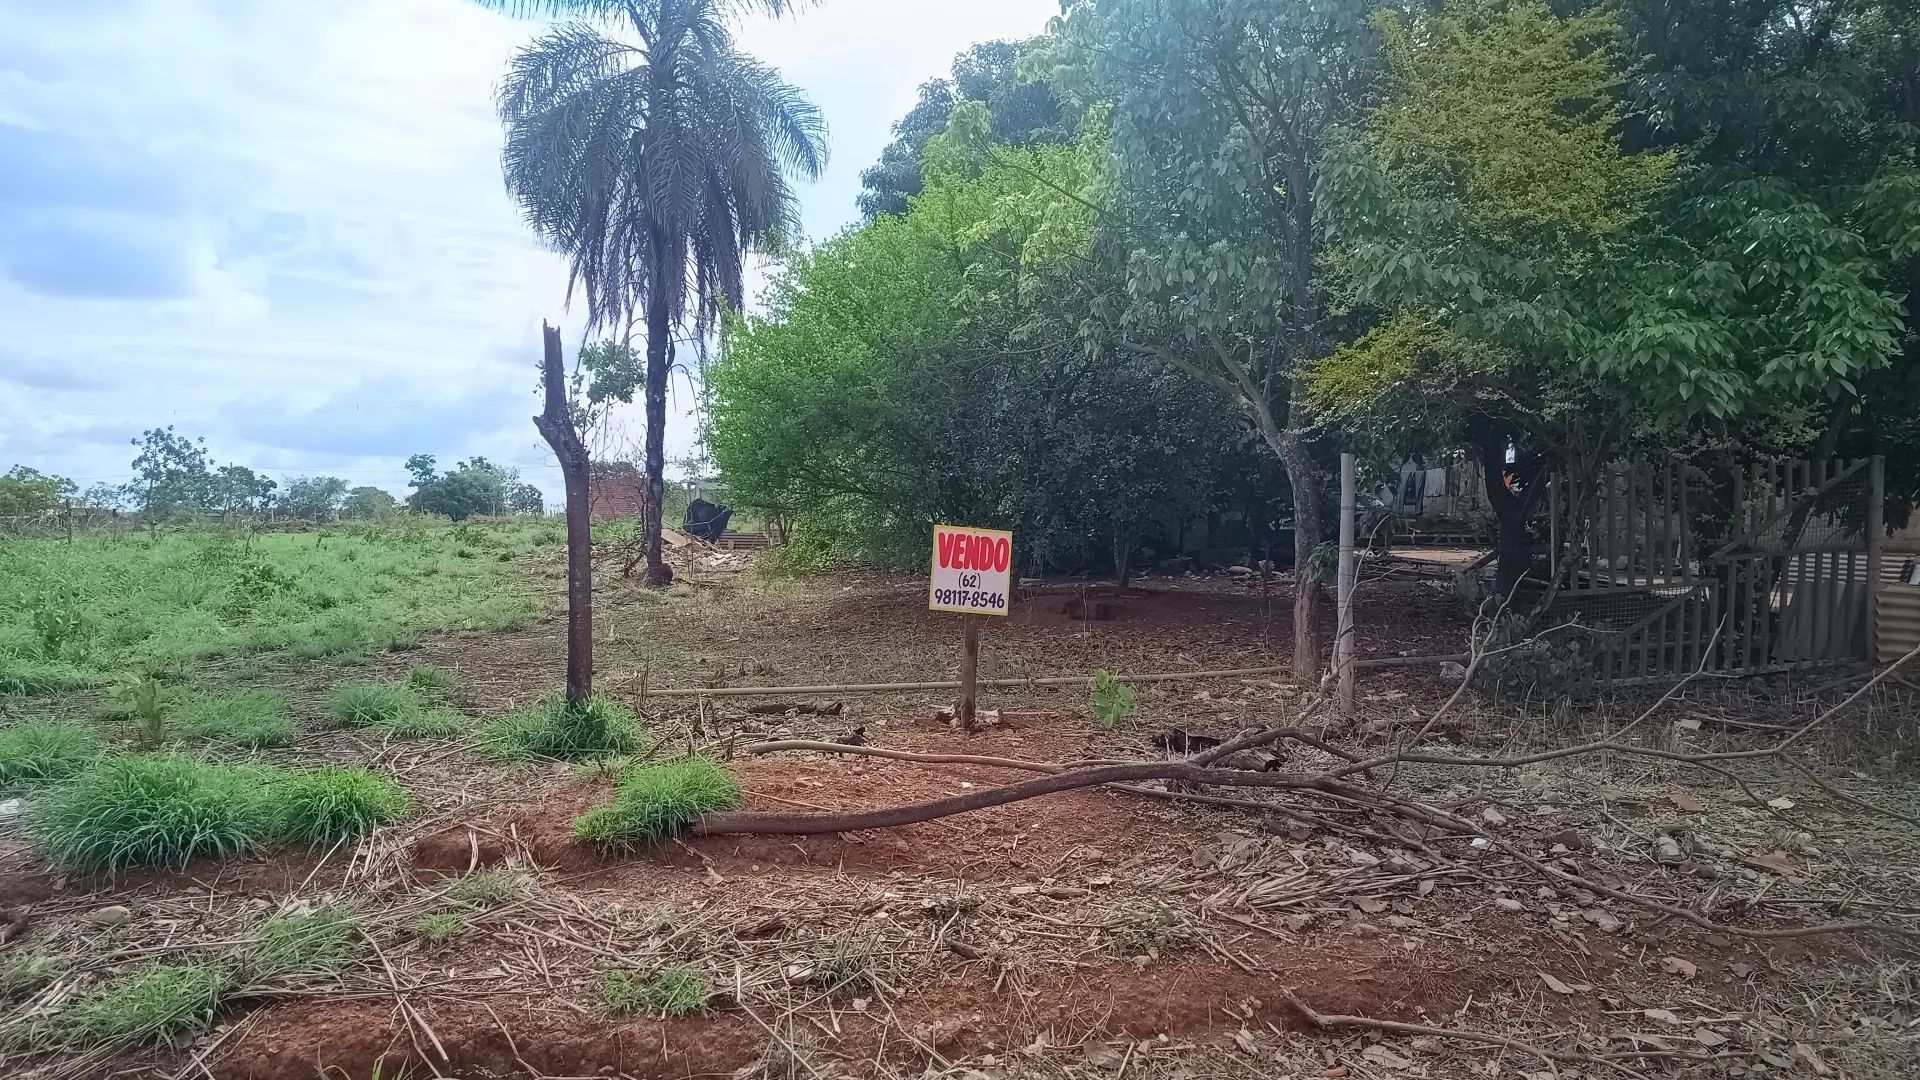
[0,719,108,791]
[481,694,642,761]
[174,689,296,748]
[572,756,740,845]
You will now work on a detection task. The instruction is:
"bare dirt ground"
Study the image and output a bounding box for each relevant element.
[5,550,1919,1080]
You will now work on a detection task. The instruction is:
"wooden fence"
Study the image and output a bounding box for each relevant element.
[1546,458,1884,683]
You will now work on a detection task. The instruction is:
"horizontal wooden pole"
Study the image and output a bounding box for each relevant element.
[640,654,1468,699]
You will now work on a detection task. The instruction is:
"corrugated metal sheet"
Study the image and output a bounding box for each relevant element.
[1878,585,1920,662]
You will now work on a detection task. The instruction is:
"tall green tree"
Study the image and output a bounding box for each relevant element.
[279,476,352,520]
[341,486,398,519]
[212,464,276,518]
[1041,0,1384,676]
[489,0,828,586]
[0,466,75,516]
[130,427,214,523]
[857,39,1070,218]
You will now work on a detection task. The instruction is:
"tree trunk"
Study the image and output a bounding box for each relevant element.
[1113,528,1134,589]
[1275,428,1323,680]
[534,323,594,705]
[641,288,673,588]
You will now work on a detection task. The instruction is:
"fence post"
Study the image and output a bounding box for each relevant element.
[1335,452,1357,714]
[64,499,74,544]
[1867,455,1884,663]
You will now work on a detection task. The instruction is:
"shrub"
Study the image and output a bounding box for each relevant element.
[411,912,463,943]
[30,755,276,872]
[0,720,108,791]
[482,695,641,761]
[1088,669,1135,729]
[572,757,740,846]
[103,671,171,749]
[327,682,419,728]
[244,906,360,981]
[269,768,408,848]
[643,966,708,1017]
[56,963,229,1046]
[175,690,295,749]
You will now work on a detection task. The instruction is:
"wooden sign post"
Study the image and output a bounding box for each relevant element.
[929,524,1013,730]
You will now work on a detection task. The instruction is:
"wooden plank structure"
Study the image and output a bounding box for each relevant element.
[1546,457,1885,684]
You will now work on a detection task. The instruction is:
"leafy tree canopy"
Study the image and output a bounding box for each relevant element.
[0,466,76,516]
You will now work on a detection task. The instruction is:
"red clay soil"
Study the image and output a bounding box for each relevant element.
[412,713,1177,883]
[216,929,1569,1080]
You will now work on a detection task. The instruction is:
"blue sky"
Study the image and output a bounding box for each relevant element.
[0,0,1057,501]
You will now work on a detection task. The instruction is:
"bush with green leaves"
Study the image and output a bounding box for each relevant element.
[269,767,408,848]
[573,757,740,846]
[0,720,107,791]
[174,690,295,749]
[54,963,230,1046]
[1087,669,1135,729]
[29,754,276,872]
[243,905,361,981]
[482,694,641,761]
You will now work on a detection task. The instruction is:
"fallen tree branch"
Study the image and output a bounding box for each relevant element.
[1275,986,1661,1080]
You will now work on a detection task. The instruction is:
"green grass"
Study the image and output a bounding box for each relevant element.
[0,520,548,693]
[572,756,740,846]
[244,905,360,981]
[643,966,708,1016]
[447,868,526,909]
[1,951,57,995]
[0,720,108,791]
[411,912,463,944]
[55,963,230,1046]
[597,968,645,1015]
[402,664,458,703]
[269,767,409,848]
[481,694,642,761]
[174,690,295,748]
[327,682,419,728]
[371,707,468,739]
[29,754,277,872]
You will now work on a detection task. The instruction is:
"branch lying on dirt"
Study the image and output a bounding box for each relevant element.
[1275,986,1667,1080]
[707,649,1920,941]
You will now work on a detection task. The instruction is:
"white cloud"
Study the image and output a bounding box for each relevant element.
[0,0,1059,502]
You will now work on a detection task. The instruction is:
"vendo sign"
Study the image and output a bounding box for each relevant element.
[929,524,1012,616]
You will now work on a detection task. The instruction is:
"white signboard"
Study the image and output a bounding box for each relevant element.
[928,524,1012,616]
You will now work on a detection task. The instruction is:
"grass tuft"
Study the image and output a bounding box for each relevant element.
[0,720,108,791]
[369,707,468,739]
[447,868,526,910]
[174,690,295,749]
[481,694,641,761]
[1,951,57,995]
[29,755,275,872]
[244,905,360,981]
[411,912,463,944]
[269,768,408,848]
[326,682,418,728]
[402,664,458,703]
[56,963,229,1046]
[572,756,740,846]
[643,965,708,1016]
[598,968,644,1015]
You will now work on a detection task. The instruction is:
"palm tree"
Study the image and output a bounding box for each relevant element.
[489,0,827,585]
